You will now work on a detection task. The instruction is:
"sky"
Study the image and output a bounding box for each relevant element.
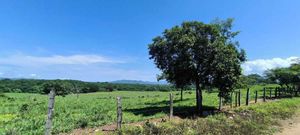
[0,0,299,82]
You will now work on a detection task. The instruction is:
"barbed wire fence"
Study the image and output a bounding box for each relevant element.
[43,86,300,133]
[113,86,300,131]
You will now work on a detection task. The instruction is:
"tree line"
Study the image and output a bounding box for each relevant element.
[0,79,174,94]
[238,61,300,89]
[265,61,300,88]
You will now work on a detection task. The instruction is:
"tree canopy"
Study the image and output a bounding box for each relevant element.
[149,18,245,113]
[265,62,300,88]
[0,79,174,94]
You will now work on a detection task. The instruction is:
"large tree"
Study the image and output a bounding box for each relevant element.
[149,19,245,113]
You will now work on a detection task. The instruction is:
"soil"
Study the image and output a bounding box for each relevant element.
[276,115,300,135]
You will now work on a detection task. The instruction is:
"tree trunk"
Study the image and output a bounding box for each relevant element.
[195,79,203,114]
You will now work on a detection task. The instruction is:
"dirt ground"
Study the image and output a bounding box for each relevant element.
[276,115,300,135]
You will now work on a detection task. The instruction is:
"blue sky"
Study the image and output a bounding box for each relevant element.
[0,0,299,82]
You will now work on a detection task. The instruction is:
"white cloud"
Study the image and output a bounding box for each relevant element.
[0,53,158,81]
[242,56,299,75]
[0,54,124,67]
[30,74,37,77]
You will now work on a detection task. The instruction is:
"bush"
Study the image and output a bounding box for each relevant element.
[0,92,6,98]
[19,104,29,113]
[76,118,88,128]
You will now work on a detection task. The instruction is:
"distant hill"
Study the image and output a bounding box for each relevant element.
[111,80,168,85]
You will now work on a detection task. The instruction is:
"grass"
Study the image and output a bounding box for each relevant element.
[0,84,279,134]
[120,97,300,135]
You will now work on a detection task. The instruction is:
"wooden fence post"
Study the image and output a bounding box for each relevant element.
[284,87,287,96]
[246,88,250,106]
[235,91,238,107]
[230,92,233,108]
[238,90,241,106]
[292,86,297,97]
[180,89,183,101]
[269,89,272,99]
[169,93,173,119]
[219,94,222,110]
[45,89,55,135]
[263,88,266,102]
[275,87,278,98]
[255,91,258,103]
[117,97,122,130]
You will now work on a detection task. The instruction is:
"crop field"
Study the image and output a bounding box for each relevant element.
[0,85,277,134]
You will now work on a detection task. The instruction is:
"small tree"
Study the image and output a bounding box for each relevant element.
[149,18,245,113]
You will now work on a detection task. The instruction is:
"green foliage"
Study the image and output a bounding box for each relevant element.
[265,63,300,88]
[42,81,70,96]
[19,104,29,113]
[237,74,268,88]
[0,92,6,98]
[76,118,89,128]
[0,79,174,94]
[122,98,300,135]
[0,84,283,134]
[148,18,246,109]
[0,90,208,134]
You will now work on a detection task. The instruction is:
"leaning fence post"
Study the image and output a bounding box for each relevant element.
[263,88,266,102]
[246,88,250,106]
[255,91,258,103]
[169,93,173,119]
[45,89,55,135]
[117,96,122,130]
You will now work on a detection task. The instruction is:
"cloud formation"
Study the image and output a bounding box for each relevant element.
[2,53,297,81]
[0,53,157,81]
[242,56,299,75]
[0,54,124,67]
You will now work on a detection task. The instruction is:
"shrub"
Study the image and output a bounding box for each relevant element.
[76,118,88,128]
[19,104,29,113]
[0,92,6,98]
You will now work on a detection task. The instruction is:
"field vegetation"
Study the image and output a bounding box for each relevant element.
[121,97,300,135]
[0,84,275,134]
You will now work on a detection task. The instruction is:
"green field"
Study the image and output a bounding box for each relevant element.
[0,85,277,134]
[122,97,300,135]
